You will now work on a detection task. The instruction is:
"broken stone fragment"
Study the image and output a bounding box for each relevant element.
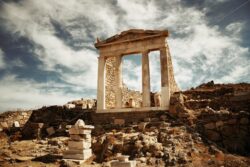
[75,119,85,127]
[114,119,125,126]
[13,121,20,128]
[138,122,148,131]
[204,122,216,130]
[0,122,8,129]
[46,127,55,136]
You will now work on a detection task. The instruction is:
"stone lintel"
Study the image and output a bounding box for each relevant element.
[95,33,168,48]
[99,37,166,58]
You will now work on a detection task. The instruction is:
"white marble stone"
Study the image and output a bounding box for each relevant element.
[68,140,91,149]
[63,149,92,160]
[69,128,91,135]
[111,160,136,167]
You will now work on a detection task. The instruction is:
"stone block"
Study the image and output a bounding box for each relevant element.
[240,118,249,125]
[46,127,55,136]
[111,160,136,167]
[114,119,125,126]
[117,155,129,162]
[227,119,237,125]
[204,122,215,130]
[138,122,148,131]
[215,121,224,128]
[13,121,20,128]
[144,118,151,122]
[21,112,28,116]
[205,130,221,141]
[63,149,92,160]
[70,134,91,141]
[221,126,238,137]
[69,128,91,135]
[68,140,91,149]
[64,148,92,154]
[0,122,8,128]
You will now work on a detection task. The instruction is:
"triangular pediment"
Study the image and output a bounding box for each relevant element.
[95,29,168,48]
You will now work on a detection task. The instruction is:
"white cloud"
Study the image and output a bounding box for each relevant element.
[122,57,142,91]
[0,75,78,112]
[0,48,5,69]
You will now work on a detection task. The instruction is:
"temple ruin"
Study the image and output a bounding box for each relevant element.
[95,29,179,113]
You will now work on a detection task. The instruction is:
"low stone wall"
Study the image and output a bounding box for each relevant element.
[22,106,93,139]
[91,111,163,125]
[196,111,250,155]
[0,111,32,130]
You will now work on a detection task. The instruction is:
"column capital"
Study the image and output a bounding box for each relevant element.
[142,50,150,55]
[159,46,167,52]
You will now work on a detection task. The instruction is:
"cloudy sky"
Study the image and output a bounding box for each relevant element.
[0,0,249,112]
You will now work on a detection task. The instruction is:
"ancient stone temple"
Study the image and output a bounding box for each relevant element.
[95,29,179,113]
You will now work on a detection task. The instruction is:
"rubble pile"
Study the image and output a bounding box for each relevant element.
[170,81,250,155]
[91,114,224,166]
[65,99,96,109]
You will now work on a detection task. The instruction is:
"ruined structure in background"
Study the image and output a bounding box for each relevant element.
[95,29,179,113]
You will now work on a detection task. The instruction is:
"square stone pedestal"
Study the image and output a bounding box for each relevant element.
[110,160,136,167]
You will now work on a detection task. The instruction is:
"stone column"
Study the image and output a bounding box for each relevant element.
[115,55,122,108]
[142,51,151,107]
[160,46,170,108]
[97,56,106,110]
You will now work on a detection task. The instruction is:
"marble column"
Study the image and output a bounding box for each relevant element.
[160,46,170,108]
[115,55,122,108]
[97,56,106,110]
[142,51,151,107]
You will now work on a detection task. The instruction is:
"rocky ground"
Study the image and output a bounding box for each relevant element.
[0,82,250,167]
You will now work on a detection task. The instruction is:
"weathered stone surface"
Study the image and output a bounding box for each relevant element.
[111,160,136,167]
[46,127,55,136]
[204,122,216,130]
[75,119,85,127]
[69,128,91,135]
[114,119,125,126]
[63,149,92,160]
[215,121,224,128]
[227,119,237,125]
[70,134,91,141]
[1,122,8,128]
[240,118,249,124]
[68,140,91,149]
[138,122,148,131]
[13,121,20,128]
[205,130,221,141]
